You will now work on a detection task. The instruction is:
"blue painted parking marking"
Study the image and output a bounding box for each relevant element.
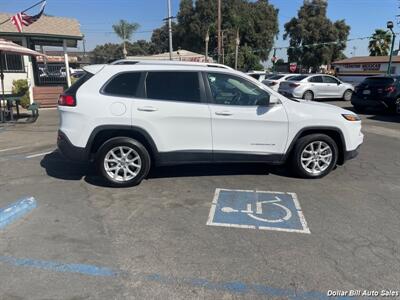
[0,197,37,229]
[207,189,310,234]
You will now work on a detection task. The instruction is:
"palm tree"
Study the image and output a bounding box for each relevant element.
[112,20,140,58]
[368,29,392,56]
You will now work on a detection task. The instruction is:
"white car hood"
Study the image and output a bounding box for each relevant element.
[296,99,353,114]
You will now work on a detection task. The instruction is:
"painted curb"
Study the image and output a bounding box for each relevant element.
[0,197,37,229]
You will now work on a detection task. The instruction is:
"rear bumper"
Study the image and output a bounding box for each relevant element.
[351,96,396,109]
[57,130,89,161]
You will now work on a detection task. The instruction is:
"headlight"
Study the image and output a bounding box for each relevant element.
[342,114,361,121]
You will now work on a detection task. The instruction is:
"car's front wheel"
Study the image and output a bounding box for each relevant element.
[291,134,338,178]
[97,137,151,187]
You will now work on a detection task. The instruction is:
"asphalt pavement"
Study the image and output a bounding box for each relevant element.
[0,102,399,300]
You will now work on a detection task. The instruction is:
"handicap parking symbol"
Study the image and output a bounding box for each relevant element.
[207,189,310,234]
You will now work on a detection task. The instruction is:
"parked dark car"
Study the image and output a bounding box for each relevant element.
[351,76,400,113]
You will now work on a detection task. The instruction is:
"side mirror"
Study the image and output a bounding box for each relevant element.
[337,81,341,85]
[256,97,270,106]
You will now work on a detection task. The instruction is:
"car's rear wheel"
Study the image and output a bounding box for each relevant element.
[291,134,338,179]
[303,90,314,101]
[343,89,353,101]
[97,137,151,187]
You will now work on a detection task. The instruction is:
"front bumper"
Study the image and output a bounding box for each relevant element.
[343,145,361,162]
[57,130,89,161]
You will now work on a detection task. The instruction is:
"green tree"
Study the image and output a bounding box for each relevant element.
[283,0,350,71]
[151,0,279,69]
[91,40,155,63]
[150,22,179,54]
[369,29,392,56]
[112,20,140,58]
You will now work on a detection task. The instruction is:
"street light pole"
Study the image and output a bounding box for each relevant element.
[234,29,240,70]
[205,29,209,62]
[167,0,173,60]
[217,0,221,63]
[387,21,396,75]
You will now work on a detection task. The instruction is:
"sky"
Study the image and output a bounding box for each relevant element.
[0,0,399,61]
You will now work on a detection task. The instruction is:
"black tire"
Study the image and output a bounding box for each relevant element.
[342,89,353,101]
[303,90,314,101]
[97,137,151,187]
[290,134,338,179]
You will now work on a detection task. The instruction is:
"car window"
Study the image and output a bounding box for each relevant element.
[323,76,340,84]
[249,74,260,80]
[309,76,323,83]
[269,75,284,80]
[363,77,395,86]
[146,71,201,103]
[207,72,270,106]
[103,72,141,97]
[288,75,308,81]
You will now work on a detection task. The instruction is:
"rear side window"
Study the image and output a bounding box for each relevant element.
[146,71,201,103]
[64,72,93,96]
[323,76,340,84]
[249,74,260,80]
[309,76,323,83]
[103,72,141,97]
[363,77,394,86]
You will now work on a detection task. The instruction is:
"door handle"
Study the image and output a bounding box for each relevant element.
[137,106,158,112]
[215,111,233,116]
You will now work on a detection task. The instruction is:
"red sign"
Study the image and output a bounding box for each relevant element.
[289,63,297,72]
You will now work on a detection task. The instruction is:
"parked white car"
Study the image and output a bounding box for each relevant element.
[278,74,354,101]
[57,60,363,186]
[262,73,299,91]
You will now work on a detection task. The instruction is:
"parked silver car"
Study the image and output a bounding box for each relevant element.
[278,74,354,101]
[246,71,273,82]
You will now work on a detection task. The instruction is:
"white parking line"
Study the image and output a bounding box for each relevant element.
[25,150,53,159]
[0,146,24,153]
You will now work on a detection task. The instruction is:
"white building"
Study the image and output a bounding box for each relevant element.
[332,55,400,85]
[0,13,83,107]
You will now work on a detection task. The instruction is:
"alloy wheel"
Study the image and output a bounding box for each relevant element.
[300,141,333,175]
[103,146,142,182]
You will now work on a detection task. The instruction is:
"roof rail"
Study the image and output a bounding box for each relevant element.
[110,59,233,70]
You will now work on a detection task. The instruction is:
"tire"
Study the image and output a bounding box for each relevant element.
[303,90,314,101]
[97,137,151,187]
[342,89,353,101]
[291,134,338,179]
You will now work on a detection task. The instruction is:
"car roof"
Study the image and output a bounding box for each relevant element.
[110,59,233,70]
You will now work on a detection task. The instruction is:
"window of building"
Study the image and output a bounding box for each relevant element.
[0,53,24,72]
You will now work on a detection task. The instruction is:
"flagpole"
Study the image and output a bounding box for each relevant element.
[0,0,46,26]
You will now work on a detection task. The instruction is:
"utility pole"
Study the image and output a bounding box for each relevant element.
[272,48,277,73]
[387,21,396,75]
[205,28,209,62]
[221,30,225,64]
[217,0,222,63]
[167,0,173,60]
[234,29,240,70]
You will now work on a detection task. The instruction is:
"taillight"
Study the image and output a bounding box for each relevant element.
[384,85,396,93]
[289,83,300,88]
[58,94,76,106]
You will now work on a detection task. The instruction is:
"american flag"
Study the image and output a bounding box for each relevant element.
[10,1,46,33]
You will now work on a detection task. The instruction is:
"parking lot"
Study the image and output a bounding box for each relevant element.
[0,102,399,299]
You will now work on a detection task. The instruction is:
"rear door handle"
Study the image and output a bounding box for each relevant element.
[137,106,158,112]
[215,111,233,116]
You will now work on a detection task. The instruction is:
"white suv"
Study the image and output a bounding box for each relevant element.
[57,60,363,186]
